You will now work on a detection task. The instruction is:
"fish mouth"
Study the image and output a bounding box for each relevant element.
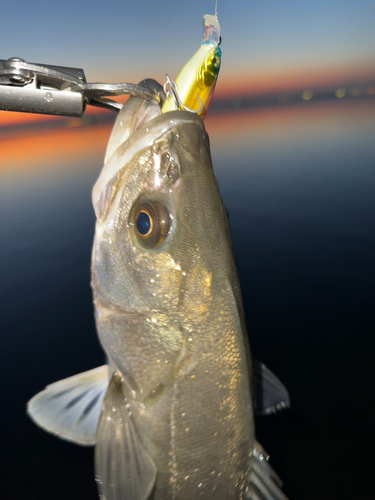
[133,100,161,131]
[102,79,165,166]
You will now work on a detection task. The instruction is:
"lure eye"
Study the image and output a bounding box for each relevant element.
[133,202,171,248]
[212,56,220,68]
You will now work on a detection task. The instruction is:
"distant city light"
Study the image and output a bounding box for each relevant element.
[67,118,82,128]
[349,87,362,96]
[335,88,346,98]
[232,98,243,108]
[302,90,313,100]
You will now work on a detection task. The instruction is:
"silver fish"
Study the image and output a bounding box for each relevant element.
[28,80,289,500]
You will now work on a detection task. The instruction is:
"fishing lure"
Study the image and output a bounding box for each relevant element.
[162,13,221,118]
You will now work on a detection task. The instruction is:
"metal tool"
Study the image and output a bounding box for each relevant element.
[0,57,161,117]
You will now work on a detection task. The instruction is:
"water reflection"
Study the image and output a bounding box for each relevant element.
[1,100,375,499]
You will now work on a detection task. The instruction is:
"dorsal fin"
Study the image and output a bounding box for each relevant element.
[254,360,290,416]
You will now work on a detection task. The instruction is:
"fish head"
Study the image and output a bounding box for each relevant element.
[92,99,235,322]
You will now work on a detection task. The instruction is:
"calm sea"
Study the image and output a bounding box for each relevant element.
[1,99,374,499]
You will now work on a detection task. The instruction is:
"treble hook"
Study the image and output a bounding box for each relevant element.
[163,74,203,114]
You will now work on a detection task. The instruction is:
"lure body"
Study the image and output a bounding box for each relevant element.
[162,14,221,118]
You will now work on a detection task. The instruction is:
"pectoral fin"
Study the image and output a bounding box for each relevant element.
[95,372,157,500]
[27,365,109,445]
[254,360,290,416]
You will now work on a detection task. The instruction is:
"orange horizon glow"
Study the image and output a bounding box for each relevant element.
[3,99,375,174]
[99,57,375,99]
[1,58,374,129]
[1,124,112,171]
[215,59,375,98]
[205,98,375,138]
[0,95,129,127]
[0,105,110,127]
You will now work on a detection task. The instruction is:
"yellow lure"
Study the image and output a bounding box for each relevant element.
[162,14,221,119]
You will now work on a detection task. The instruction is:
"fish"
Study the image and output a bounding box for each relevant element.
[161,13,221,118]
[27,78,290,500]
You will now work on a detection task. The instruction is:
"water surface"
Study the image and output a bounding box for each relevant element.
[1,99,374,499]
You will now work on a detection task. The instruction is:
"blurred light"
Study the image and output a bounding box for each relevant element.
[302,90,313,101]
[335,88,346,98]
[366,87,375,96]
[67,118,82,127]
[349,87,362,96]
[279,95,288,104]
[82,116,93,125]
[232,98,243,108]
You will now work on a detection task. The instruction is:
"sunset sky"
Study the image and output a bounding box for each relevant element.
[1,0,374,138]
[1,0,374,96]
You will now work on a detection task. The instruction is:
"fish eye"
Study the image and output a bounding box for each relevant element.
[136,211,153,236]
[133,202,171,248]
